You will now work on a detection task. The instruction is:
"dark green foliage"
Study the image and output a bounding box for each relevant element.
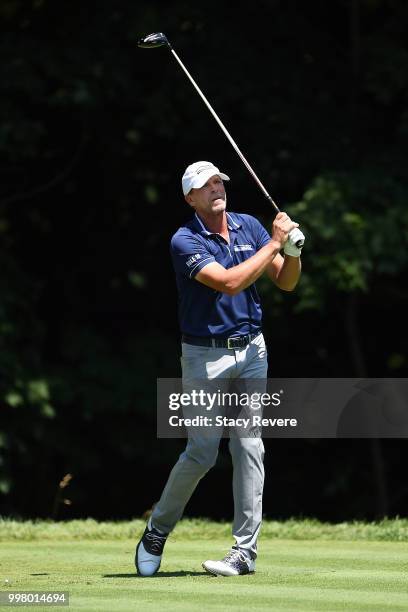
[0,0,407,520]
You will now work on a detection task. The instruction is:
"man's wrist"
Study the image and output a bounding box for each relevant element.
[268,239,282,254]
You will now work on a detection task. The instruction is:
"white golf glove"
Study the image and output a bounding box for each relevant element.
[284,227,305,257]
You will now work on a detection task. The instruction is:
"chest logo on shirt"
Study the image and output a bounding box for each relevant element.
[234,244,253,252]
[186,254,202,267]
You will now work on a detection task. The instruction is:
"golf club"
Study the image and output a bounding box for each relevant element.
[138,32,304,248]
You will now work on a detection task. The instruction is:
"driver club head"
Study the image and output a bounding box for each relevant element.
[138,32,170,49]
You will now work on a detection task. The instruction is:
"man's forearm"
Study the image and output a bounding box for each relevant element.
[224,240,281,295]
[275,254,301,291]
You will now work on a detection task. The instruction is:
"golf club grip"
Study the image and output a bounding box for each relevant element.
[288,230,304,249]
[269,196,304,249]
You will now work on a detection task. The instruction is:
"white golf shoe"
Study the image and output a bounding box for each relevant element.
[135,518,168,576]
[202,548,255,576]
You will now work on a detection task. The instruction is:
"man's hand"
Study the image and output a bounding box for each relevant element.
[267,217,303,289]
[284,227,305,258]
[271,212,299,248]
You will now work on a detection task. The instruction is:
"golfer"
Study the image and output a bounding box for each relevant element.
[136,161,303,576]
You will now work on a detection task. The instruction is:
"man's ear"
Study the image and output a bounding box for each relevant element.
[185,193,195,208]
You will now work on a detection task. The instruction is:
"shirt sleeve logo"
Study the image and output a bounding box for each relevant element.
[186,253,202,267]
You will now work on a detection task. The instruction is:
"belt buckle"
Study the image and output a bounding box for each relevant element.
[227,336,245,349]
[227,337,236,350]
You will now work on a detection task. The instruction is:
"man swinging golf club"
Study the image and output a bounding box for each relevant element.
[135,160,304,577]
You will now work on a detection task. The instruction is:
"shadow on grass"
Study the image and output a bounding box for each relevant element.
[103,571,209,578]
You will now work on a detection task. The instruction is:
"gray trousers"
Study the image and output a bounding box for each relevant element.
[152,333,267,559]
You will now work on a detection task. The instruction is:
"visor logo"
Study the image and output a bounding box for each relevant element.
[196,164,214,174]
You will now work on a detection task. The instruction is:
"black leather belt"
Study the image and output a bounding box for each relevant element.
[182,330,261,350]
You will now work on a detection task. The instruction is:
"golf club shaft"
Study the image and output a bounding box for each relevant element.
[170,48,280,214]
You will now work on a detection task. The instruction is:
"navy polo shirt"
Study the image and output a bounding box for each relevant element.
[170,212,271,337]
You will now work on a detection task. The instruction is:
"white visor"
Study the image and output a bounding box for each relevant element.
[182,161,230,195]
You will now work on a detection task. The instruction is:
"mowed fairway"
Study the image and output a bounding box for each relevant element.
[2,532,408,611]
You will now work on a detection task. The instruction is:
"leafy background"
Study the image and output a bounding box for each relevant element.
[1,0,407,521]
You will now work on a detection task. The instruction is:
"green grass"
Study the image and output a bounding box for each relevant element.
[1,517,408,541]
[1,520,408,611]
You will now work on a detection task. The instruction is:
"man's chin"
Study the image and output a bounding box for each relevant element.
[211,200,226,212]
